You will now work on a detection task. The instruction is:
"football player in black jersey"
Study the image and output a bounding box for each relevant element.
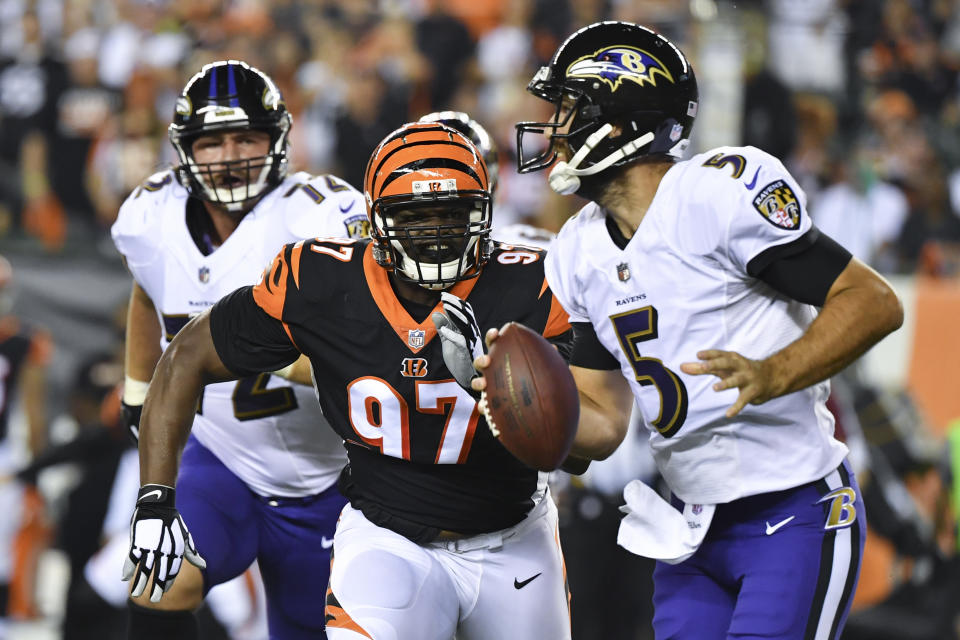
[0,255,51,627]
[126,122,575,639]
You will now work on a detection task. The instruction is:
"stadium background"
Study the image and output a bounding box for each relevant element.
[0,0,957,638]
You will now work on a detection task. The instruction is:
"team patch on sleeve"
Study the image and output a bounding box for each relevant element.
[344,215,370,239]
[751,179,802,230]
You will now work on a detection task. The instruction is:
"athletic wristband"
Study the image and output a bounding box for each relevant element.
[136,484,176,507]
[124,376,150,406]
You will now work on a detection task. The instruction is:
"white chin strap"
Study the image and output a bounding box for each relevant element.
[548,124,655,195]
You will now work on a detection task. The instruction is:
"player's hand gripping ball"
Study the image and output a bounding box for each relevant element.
[479,323,579,471]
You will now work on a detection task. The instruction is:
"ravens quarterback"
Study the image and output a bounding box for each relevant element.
[475,20,904,640]
[113,60,365,639]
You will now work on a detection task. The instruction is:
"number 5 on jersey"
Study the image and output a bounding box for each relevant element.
[610,306,688,438]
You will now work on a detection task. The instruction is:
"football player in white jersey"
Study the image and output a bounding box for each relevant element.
[112,60,365,640]
[476,21,904,640]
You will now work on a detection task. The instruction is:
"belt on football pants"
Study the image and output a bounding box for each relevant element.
[429,493,551,553]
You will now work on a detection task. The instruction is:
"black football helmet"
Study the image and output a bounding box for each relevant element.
[419,111,500,194]
[516,22,698,195]
[168,60,292,211]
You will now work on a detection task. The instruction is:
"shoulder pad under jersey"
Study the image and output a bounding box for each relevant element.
[111,169,186,267]
[670,145,812,268]
[275,172,369,242]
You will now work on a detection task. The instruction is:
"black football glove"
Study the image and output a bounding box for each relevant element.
[122,484,206,602]
[120,400,142,444]
[431,292,484,392]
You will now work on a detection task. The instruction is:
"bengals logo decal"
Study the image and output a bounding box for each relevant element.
[400,358,428,378]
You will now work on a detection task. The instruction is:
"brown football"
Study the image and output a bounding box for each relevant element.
[481,322,579,471]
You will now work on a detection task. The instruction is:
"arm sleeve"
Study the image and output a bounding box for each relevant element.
[746,227,853,306]
[548,329,574,363]
[569,321,620,370]
[209,286,301,377]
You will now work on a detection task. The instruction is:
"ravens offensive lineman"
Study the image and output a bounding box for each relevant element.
[476,21,903,640]
[124,121,573,639]
[113,60,365,639]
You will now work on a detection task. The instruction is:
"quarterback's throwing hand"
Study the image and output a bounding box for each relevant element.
[680,350,779,418]
[122,484,206,603]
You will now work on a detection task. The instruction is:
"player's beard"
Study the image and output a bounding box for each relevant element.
[576,164,629,204]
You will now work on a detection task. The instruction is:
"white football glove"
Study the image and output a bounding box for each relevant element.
[431,292,484,391]
[122,484,206,602]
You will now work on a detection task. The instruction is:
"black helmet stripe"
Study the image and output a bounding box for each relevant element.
[373,140,487,187]
[380,157,483,192]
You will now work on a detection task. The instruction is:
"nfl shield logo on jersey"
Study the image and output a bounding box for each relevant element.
[198,266,210,283]
[408,329,425,349]
[617,263,631,282]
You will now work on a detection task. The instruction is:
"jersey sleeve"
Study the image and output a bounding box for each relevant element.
[282,173,369,241]
[250,241,306,324]
[210,240,308,376]
[209,286,301,377]
[110,171,174,269]
[544,210,593,324]
[712,148,812,274]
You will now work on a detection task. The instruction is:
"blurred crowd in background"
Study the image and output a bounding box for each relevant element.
[2,0,960,270]
[0,0,958,638]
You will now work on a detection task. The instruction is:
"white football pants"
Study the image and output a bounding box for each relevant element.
[326,491,571,640]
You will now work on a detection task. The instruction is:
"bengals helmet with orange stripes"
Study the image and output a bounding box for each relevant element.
[418,111,499,194]
[364,122,493,290]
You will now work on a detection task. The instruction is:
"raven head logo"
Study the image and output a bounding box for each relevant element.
[566,46,675,92]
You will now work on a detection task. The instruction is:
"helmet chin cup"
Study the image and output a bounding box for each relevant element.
[548,162,581,195]
[548,128,655,194]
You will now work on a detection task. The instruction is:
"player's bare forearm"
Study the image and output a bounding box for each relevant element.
[569,366,634,460]
[764,259,903,395]
[139,310,236,486]
[682,258,903,417]
[125,282,163,382]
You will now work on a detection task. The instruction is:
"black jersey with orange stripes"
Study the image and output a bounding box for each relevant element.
[209,237,570,541]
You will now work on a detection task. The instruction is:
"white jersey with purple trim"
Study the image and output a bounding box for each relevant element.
[546,145,848,505]
[111,170,366,497]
